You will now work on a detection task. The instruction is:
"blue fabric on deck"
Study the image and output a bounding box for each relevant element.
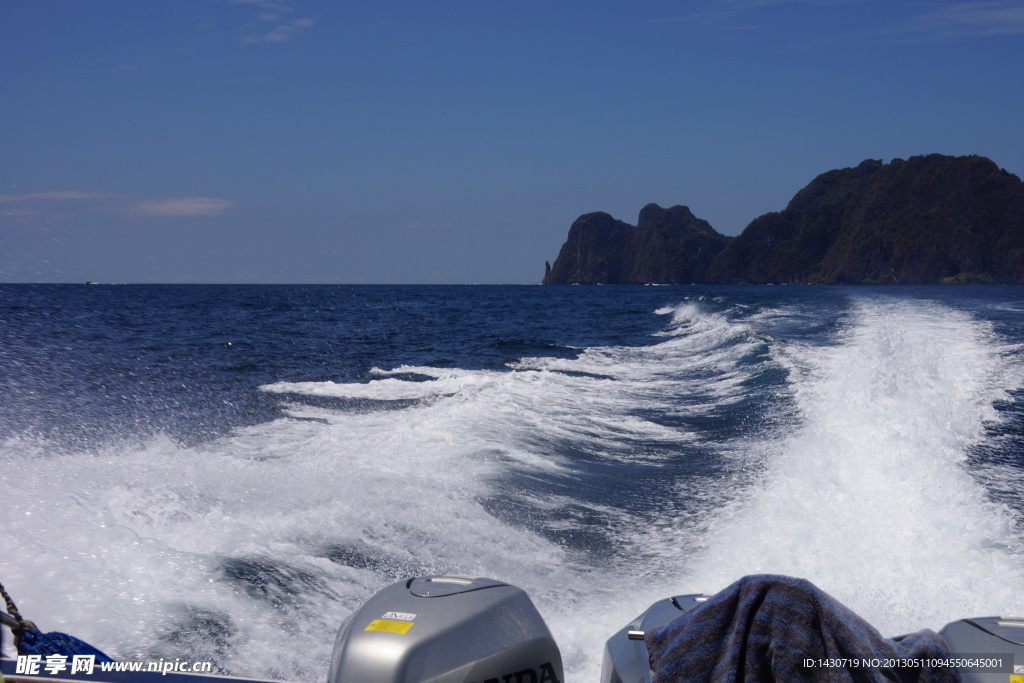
[18,628,114,663]
[644,575,960,683]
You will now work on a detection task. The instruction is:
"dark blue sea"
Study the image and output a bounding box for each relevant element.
[3,284,1024,681]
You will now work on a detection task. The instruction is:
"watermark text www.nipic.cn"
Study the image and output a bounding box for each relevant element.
[15,654,215,676]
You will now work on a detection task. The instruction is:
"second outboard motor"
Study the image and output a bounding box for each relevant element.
[939,616,1024,683]
[601,593,711,683]
[602,595,1024,683]
[327,575,563,683]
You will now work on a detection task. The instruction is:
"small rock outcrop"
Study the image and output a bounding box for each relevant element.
[542,204,729,284]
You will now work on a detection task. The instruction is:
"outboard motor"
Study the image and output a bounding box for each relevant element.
[600,593,711,683]
[939,616,1024,683]
[601,596,1024,683]
[327,575,563,683]
[329,574,1024,683]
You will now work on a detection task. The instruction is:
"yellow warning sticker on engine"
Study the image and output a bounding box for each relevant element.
[1009,675,1024,683]
[365,619,414,634]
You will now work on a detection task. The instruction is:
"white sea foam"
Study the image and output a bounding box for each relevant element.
[3,296,1023,682]
[673,298,1024,635]
[1,299,762,682]
[261,367,491,401]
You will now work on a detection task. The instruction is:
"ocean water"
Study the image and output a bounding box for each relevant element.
[2,284,1024,681]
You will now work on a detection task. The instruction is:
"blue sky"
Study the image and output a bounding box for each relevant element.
[2,1,1023,283]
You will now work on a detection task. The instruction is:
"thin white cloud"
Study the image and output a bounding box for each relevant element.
[716,0,863,7]
[894,2,1024,39]
[1,208,38,217]
[0,190,123,203]
[129,197,237,217]
[234,0,291,11]
[234,0,314,45]
[239,17,315,44]
[656,0,862,27]
[0,191,236,220]
[659,0,1024,41]
[655,11,734,25]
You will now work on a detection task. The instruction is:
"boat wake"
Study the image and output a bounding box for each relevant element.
[3,294,1023,682]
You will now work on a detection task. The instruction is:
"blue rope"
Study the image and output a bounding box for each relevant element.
[17,628,115,663]
[2,580,115,663]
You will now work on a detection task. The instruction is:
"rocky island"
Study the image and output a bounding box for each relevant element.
[543,203,729,285]
[542,154,1024,285]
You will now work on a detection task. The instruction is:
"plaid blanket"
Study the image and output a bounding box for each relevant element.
[644,575,960,682]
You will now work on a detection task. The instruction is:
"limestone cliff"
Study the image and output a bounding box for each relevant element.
[542,204,729,284]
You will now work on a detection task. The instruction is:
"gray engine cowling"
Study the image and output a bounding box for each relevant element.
[327,575,563,683]
[939,616,1024,682]
[600,594,711,683]
[600,597,1024,683]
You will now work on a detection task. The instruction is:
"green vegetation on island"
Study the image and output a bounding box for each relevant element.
[543,154,1024,285]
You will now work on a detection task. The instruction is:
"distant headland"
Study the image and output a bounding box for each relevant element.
[542,154,1024,285]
